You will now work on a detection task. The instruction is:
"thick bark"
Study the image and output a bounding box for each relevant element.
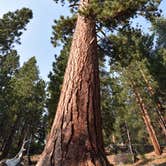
[37,0,111,166]
[139,68,166,138]
[132,81,161,155]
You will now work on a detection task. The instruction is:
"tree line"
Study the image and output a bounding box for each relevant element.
[0,8,46,160]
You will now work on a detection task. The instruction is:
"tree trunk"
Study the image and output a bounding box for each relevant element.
[17,123,27,150]
[124,121,137,163]
[37,0,111,166]
[139,68,166,138]
[131,81,161,155]
[0,117,19,159]
[27,135,32,166]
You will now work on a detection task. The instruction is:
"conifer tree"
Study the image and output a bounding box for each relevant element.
[0,8,33,158]
[0,8,47,158]
[0,57,46,158]
[0,8,33,53]
[38,0,162,165]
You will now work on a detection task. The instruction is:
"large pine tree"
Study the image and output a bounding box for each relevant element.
[38,0,162,165]
[37,0,110,165]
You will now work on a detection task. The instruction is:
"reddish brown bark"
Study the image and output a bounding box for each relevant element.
[131,81,161,155]
[139,68,166,137]
[37,0,111,166]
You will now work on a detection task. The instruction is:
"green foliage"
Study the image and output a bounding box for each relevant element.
[152,17,166,48]
[11,57,39,97]
[0,8,33,53]
[0,51,20,144]
[100,69,116,145]
[0,8,47,157]
[51,16,76,47]
[12,58,46,153]
[149,18,166,101]
[107,19,166,148]
[51,0,161,49]
[47,41,70,128]
[0,9,33,153]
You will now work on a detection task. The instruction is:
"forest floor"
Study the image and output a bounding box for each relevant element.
[29,148,166,166]
[107,147,166,166]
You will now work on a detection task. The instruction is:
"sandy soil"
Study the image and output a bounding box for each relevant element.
[28,148,166,166]
[107,148,166,166]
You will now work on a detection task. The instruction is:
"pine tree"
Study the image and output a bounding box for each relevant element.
[0,8,47,158]
[37,1,110,165]
[0,8,33,53]
[0,51,20,152]
[0,57,46,158]
[0,8,33,158]
[12,57,46,155]
[38,0,162,165]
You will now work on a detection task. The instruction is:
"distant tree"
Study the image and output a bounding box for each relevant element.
[148,18,166,115]
[11,57,46,155]
[152,17,166,49]
[0,8,32,53]
[0,51,20,152]
[0,57,46,158]
[105,26,165,154]
[0,8,47,158]
[0,8,32,158]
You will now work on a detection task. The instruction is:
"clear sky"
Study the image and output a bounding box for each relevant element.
[0,0,166,81]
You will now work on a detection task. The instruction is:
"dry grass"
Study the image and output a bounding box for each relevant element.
[27,148,166,166]
[107,147,166,166]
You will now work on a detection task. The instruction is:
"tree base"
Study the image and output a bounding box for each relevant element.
[37,152,112,166]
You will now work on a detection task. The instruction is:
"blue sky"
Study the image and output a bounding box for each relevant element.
[0,0,166,81]
[0,0,70,81]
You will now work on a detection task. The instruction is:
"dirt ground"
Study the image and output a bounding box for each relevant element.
[107,148,166,166]
[28,148,166,166]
